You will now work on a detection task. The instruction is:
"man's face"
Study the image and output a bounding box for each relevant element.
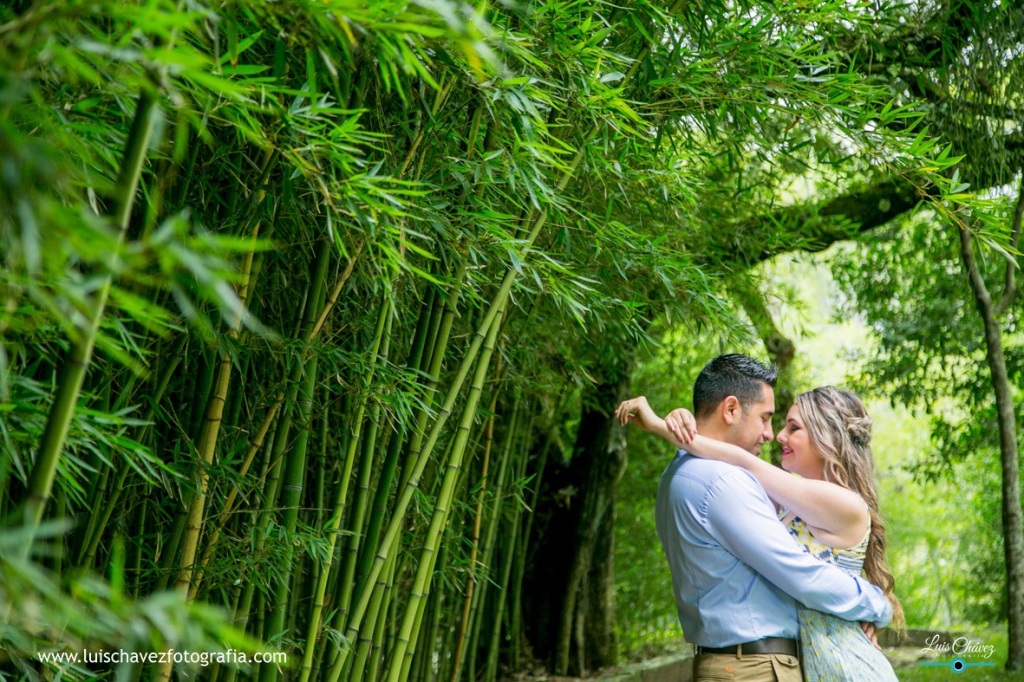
[728,383,776,455]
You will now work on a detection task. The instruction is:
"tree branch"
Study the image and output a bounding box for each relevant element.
[994,171,1024,316]
[960,225,989,299]
[703,177,927,268]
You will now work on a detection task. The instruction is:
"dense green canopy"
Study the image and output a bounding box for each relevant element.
[1,0,1021,679]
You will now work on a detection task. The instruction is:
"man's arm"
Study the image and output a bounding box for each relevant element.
[697,468,893,628]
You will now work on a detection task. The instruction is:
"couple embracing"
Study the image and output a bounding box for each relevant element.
[616,354,902,682]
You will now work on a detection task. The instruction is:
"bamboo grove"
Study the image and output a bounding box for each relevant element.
[0,1,1007,681]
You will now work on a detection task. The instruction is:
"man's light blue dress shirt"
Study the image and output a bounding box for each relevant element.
[655,451,893,647]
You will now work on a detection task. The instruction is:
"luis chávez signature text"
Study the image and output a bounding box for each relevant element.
[919,635,995,659]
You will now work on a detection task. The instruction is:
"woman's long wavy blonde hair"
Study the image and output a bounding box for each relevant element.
[795,386,905,630]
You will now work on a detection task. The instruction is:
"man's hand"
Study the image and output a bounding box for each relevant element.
[860,622,881,650]
[664,408,697,445]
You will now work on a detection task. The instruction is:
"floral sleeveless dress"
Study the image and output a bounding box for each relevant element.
[782,513,897,681]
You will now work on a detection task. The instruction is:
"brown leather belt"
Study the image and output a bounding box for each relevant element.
[696,637,799,657]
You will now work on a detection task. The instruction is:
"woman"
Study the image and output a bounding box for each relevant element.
[616,387,902,681]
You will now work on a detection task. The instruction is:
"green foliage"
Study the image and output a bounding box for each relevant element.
[2,0,1021,679]
[0,524,265,680]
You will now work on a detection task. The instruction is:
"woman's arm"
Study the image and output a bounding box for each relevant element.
[688,432,864,532]
[672,425,868,542]
[614,396,688,447]
[616,398,869,545]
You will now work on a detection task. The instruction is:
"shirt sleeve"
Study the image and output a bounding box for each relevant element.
[700,467,893,628]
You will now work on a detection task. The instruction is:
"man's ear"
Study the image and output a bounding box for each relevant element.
[721,396,741,425]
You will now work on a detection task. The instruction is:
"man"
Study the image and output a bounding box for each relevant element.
[616,354,892,682]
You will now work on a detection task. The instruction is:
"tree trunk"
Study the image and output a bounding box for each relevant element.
[525,373,630,675]
[581,491,619,669]
[957,226,1024,671]
[734,279,796,450]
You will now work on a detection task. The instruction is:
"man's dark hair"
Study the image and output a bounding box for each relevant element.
[692,354,777,420]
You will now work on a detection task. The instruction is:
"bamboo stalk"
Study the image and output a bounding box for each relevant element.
[404,539,449,682]
[449,382,502,682]
[22,87,160,543]
[471,399,520,677]
[53,489,66,579]
[385,301,505,682]
[155,150,279,682]
[156,274,258,682]
[365,550,397,682]
[222,405,291,682]
[129,496,147,597]
[333,302,394,628]
[154,508,186,592]
[510,425,552,670]
[77,340,182,569]
[254,590,267,678]
[78,452,113,562]
[358,15,681,667]
[186,245,281,601]
[396,263,468,493]
[338,106,494,679]
[485,411,532,682]
[316,412,329,530]
[308,238,365,340]
[466,397,519,681]
[397,75,454,179]
[408,285,438,374]
[349,546,391,682]
[170,143,276,600]
[307,398,340,682]
[351,278,449,601]
[322,267,468,682]
[297,294,392,682]
[332,212,548,677]
[186,349,218,444]
[484,509,520,682]
[346,284,437,593]
[189,392,282,594]
[225,353,248,428]
[257,241,331,681]
[171,239,258,595]
[192,233,364,593]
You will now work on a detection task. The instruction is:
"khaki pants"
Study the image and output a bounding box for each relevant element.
[693,652,802,681]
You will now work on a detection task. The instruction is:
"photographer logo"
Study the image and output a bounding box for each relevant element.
[918,635,996,674]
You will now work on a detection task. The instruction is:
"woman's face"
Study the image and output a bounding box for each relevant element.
[777,405,825,480]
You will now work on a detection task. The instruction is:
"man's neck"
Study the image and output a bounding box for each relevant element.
[694,420,731,444]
